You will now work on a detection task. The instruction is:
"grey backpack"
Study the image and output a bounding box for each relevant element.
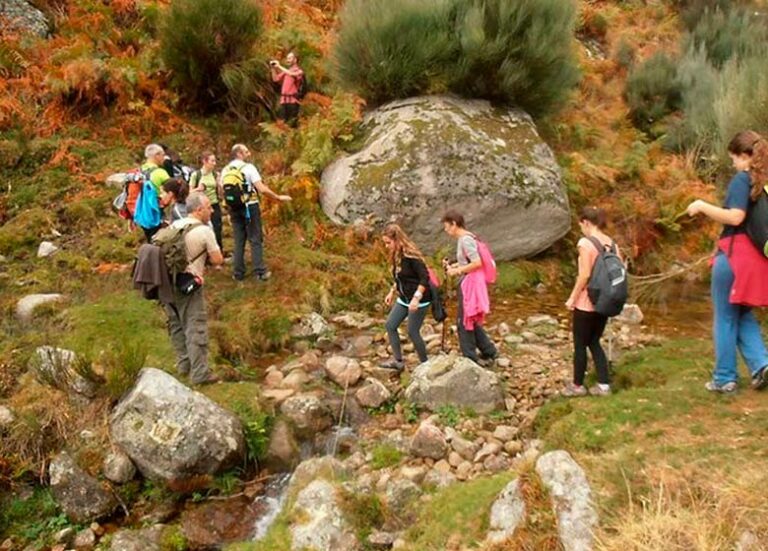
[586,237,628,317]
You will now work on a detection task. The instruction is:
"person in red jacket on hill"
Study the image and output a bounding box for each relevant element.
[270,51,304,127]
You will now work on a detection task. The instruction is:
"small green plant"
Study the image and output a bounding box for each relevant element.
[213,470,241,495]
[437,405,461,427]
[232,401,273,464]
[403,402,421,424]
[370,444,404,470]
[103,340,147,401]
[161,525,188,551]
[340,491,384,542]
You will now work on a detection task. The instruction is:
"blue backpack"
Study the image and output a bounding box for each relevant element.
[133,180,161,229]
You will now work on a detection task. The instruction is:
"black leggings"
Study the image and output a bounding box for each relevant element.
[572,309,609,385]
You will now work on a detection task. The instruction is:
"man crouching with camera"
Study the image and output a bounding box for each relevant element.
[269,51,304,126]
[165,192,223,386]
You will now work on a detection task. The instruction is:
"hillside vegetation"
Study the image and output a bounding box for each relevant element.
[3,0,768,548]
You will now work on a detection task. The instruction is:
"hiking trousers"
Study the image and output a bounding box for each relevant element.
[385,302,429,363]
[456,283,497,362]
[230,203,267,280]
[572,308,609,386]
[211,203,224,253]
[165,287,210,384]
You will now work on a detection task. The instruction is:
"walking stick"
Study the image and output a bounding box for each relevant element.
[441,261,452,353]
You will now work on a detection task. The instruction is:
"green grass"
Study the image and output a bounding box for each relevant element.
[60,290,174,369]
[494,261,543,294]
[0,488,72,545]
[401,473,515,550]
[370,444,404,470]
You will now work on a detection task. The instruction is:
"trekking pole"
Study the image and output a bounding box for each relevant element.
[441,262,451,354]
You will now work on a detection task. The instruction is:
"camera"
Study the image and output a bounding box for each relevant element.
[269,60,278,66]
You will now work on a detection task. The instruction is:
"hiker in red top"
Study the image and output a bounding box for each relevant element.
[270,51,304,127]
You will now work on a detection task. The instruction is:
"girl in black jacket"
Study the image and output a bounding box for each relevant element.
[381,224,432,371]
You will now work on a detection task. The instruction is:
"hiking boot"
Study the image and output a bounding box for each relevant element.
[751,366,768,390]
[379,358,405,371]
[193,374,221,386]
[477,357,496,369]
[705,380,737,394]
[560,383,587,398]
[588,384,612,397]
[256,271,272,282]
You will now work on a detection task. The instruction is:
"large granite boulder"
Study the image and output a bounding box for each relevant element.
[109,368,245,482]
[320,95,570,260]
[49,452,117,523]
[0,0,50,37]
[404,354,504,414]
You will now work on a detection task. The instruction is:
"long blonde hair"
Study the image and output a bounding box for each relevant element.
[383,223,425,269]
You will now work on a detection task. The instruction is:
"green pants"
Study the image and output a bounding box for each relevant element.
[165,287,210,384]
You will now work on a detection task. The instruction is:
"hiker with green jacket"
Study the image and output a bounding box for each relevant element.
[190,151,224,252]
[140,143,171,241]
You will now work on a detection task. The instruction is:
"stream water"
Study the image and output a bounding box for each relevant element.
[246,279,718,542]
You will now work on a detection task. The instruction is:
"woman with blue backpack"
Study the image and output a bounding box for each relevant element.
[686,130,768,394]
[562,207,617,397]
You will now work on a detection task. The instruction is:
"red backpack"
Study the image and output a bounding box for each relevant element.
[115,168,148,221]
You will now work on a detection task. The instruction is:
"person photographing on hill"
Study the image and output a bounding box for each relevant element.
[269,52,304,127]
[442,210,498,367]
[686,130,768,394]
[562,207,617,398]
[380,224,432,371]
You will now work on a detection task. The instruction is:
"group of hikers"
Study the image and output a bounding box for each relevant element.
[128,129,768,399]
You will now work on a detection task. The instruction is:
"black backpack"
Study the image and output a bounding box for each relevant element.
[746,186,768,257]
[296,73,308,100]
[586,237,628,317]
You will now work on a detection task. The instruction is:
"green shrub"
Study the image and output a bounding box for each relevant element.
[681,7,768,68]
[625,51,681,133]
[447,0,581,117]
[159,0,262,110]
[103,340,147,402]
[615,38,636,70]
[333,0,580,118]
[333,0,456,105]
[674,0,751,30]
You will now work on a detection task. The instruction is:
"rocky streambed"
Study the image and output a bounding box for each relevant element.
[1,302,661,550]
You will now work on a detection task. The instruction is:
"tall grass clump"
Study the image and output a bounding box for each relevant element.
[333,0,456,105]
[159,0,262,110]
[448,0,580,117]
[333,0,580,117]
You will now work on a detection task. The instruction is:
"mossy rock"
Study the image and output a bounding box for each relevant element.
[0,207,52,257]
[320,95,571,260]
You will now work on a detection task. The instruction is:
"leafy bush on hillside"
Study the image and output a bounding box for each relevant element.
[159,0,262,110]
[333,0,456,105]
[681,6,768,67]
[333,0,580,117]
[625,52,681,133]
[448,0,581,117]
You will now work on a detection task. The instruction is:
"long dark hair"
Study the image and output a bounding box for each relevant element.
[162,178,189,203]
[728,130,768,201]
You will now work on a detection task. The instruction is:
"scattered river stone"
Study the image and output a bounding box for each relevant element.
[102,451,136,484]
[536,450,598,551]
[49,452,116,523]
[486,478,526,545]
[290,479,358,551]
[37,241,58,258]
[15,293,64,323]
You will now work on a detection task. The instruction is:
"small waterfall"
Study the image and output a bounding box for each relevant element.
[251,473,291,541]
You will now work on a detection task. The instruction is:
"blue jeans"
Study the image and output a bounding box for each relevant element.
[711,253,768,385]
[230,203,266,280]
